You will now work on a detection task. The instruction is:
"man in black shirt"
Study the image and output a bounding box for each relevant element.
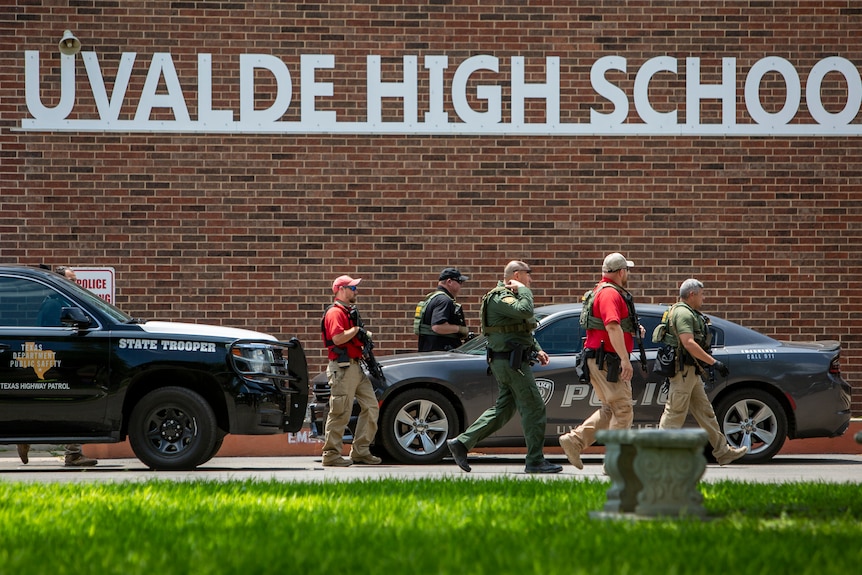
[417,268,470,352]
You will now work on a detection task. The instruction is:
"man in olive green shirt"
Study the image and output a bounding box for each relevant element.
[447,261,562,474]
[658,278,747,466]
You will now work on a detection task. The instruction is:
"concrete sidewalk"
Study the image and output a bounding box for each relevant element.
[5,419,860,461]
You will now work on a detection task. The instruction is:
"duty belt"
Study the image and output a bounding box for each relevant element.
[488,349,531,361]
[583,348,619,360]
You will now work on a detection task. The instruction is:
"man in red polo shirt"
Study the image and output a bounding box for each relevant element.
[320,275,381,467]
[559,253,642,469]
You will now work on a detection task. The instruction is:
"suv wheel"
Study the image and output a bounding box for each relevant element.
[379,388,458,464]
[129,386,218,470]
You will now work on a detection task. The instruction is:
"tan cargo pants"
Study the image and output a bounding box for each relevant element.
[658,364,733,459]
[321,359,379,463]
[560,357,634,449]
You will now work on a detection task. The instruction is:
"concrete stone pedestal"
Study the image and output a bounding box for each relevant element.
[597,429,641,514]
[595,428,709,519]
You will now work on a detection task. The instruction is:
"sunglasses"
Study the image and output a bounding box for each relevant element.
[340,285,357,291]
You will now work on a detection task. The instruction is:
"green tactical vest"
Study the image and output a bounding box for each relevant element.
[652,302,712,350]
[413,290,457,336]
[480,285,537,335]
[579,281,636,334]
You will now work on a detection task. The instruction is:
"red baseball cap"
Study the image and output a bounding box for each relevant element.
[332,275,362,293]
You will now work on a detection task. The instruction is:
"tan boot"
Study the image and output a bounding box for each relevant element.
[559,434,584,470]
[65,454,98,467]
[716,446,748,466]
[350,453,382,465]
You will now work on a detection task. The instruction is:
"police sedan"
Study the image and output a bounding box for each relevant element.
[309,303,852,465]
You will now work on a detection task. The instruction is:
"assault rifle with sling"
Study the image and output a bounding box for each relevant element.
[351,308,386,383]
[625,292,648,374]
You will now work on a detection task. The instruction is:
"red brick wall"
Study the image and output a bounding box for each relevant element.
[2,2,860,412]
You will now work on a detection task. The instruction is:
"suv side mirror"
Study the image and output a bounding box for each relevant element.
[60,307,93,329]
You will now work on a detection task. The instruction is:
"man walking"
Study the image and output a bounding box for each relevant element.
[447,261,562,474]
[656,278,747,465]
[559,253,641,470]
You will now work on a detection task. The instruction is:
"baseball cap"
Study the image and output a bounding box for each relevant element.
[332,275,362,293]
[439,267,469,282]
[602,253,635,273]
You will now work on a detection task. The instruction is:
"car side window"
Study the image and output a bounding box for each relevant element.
[535,316,583,354]
[0,276,73,327]
[709,325,724,347]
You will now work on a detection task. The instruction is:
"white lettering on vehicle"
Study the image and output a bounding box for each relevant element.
[118,338,216,353]
[740,348,777,361]
[118,338,158,350]
[560,382,669,408]
[0,381,71,390]
[160,340,216,353]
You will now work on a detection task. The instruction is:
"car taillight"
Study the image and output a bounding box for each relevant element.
[829,356,841,375]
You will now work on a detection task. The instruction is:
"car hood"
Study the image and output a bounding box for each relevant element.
[138,321,277,341]
[377,350,475,365]
[311,350,480,386]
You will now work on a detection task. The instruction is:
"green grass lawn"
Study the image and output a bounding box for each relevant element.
[1,477,860,575]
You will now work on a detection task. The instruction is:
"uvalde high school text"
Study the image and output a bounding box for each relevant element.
[21,52,862,135]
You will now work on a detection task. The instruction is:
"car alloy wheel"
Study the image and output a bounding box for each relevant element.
[379,388,458,464]
[716,388,787,463]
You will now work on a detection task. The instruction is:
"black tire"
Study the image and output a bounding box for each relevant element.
[129,386,219,470]
[379,388,458,464]
[202,431,227,463]
[714,388,787,463]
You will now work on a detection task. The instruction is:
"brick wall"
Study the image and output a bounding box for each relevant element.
[2,1,860,412]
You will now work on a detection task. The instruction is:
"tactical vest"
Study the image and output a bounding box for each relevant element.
[683,302,712,351]
[321,303,351,348]
[413,290,458,336]
[652,302,712,350]
[652,302,712,370]
[579,281,636,334]
[480,285,536,335]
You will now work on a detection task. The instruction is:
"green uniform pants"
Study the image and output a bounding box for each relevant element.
[456,358,547,467]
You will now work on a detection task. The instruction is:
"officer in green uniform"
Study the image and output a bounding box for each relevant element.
[446,261,563,474]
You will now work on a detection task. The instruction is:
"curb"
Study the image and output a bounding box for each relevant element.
[79,419,862,460]
[7,421,858,461]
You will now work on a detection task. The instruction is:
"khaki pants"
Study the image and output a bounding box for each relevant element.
[658,364,732,459]
[561,357,633,450]
[322,360,379,463]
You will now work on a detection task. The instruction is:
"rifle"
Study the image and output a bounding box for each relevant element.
[361,338,386,383]
[625,293,648,373]
[351,307,387,383]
